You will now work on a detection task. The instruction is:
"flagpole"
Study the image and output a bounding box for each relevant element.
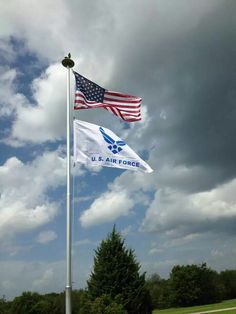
[62,53,74,314]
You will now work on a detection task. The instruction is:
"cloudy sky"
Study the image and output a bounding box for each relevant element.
[0,0,236,299]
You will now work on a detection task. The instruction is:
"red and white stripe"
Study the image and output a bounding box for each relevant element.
[74,90,142,122]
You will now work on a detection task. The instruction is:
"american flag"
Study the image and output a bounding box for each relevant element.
[73,71,142,122]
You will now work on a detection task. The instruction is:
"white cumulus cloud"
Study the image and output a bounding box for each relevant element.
[80,190,134,227]
[0,150,66,244]
[7,63,67,145]
[141,177,236,236]
[36,230,58,244]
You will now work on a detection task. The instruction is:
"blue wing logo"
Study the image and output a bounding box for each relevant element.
[99,127,126,154]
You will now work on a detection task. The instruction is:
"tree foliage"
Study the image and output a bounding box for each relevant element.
[1,263,236,313]
[146,274,171,309]
[219,270,236,300]
[169,263,222,307]
[0,296,10,314]
[88,294,127,314]
[87,226,152,314]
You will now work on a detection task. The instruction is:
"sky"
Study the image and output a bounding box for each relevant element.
[0,0,236,300]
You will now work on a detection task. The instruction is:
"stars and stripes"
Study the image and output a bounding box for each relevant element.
[73,71,142,122]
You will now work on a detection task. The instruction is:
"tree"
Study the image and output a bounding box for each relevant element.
[10,292,42,314]
[169,263,222,307]
[146,274,171,309]
[0,296,10,314]
[90,294,127,314]
[219,270,236,300]
[87,226,152,314]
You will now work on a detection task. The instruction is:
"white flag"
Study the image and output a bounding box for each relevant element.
[73,120,153,173]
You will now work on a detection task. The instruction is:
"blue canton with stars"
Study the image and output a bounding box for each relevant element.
[74,71,105,102]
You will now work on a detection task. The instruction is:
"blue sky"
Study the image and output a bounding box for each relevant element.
[1,0,236,299]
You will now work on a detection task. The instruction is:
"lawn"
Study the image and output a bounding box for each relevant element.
[153,299,236,314]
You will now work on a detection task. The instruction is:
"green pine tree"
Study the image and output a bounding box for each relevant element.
[87,226,152,314]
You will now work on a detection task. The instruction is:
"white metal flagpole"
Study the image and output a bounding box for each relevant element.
[62,53,75,314]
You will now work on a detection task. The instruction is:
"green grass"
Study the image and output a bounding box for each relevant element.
[152,299,236,314]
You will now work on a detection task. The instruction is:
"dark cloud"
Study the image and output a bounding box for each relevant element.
[167,1,236,168]
[163,216,236,237]
[109,0,236,191]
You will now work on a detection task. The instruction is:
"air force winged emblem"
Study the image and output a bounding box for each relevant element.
[99,127,126,154]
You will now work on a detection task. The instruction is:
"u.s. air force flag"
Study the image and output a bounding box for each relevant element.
[73,120,153,173]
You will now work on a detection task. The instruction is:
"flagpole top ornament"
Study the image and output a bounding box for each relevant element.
[62,53,74,68]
